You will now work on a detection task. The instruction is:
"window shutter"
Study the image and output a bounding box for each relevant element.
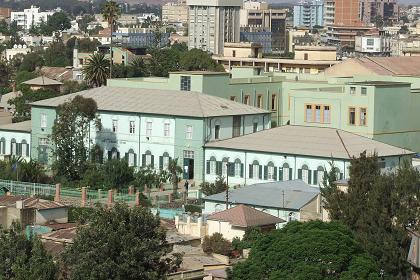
[108,151,112,160]
[142,154,146,167]
[206,160,210,174]
[228,163,235,177]
[151,155,154,168]
[340,173,343,180]
[289,168,293,180]
[313,170,318,185]
[124,153,128,161]
[263,166,268,180]
[259,165,263,179]
[240,164,244,178]
[249,164,253,178]
[159,156,163,170]
[117,152,120,159]
[216,161,222,176]
[274,167,277,180]
[134,154,137,166]
[298,169,302,179]
[26,144,30,157]
[308,170,312,185]
[278,167,283,181]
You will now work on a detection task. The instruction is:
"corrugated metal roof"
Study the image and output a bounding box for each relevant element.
[0,120,31,132]
[205,125,414,159]
[31,87,268,118]
[207,204,284,227]
[204,180,320,210]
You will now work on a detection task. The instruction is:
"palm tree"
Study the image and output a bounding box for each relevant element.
[167,158,183,195]
[82,52,110,87]
[102,1,121,79]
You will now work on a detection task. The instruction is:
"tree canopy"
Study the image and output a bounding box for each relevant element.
[322,152,420,278]
[82,52,110,87]
[228,221,381,280]
[0,223,57,280]
[62,203,179,280]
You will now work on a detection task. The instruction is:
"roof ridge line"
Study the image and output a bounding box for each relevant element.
[335,129,351,159]
[365,56,397,75]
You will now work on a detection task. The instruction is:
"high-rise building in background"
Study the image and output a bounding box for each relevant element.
[334,0,363,26]
[293,0,324,28]
[186,0,242,55]
[323,0,335,26]
[240,1,287,52]
[360,0,399,25]
[11,6,55,30]
[162,0,189,25]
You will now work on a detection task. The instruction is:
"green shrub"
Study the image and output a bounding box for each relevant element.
[184,204,202,213]
[68,207,95,224]
[202,233,232,256]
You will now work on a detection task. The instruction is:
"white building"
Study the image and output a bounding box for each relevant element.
[11,6,55,30]
[0,121,31,162]
[162,0,189,25]
[186,0,242,55]
[323,0,335,26]
[204,125,413,186]
[2,45,31,61]
[355,35,391,56]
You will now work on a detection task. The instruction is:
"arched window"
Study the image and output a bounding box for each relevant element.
[298,164,310,184]
[21,140,28,157]
[10,138,16,155]
[207,156,216,175]
[160,152,170,170]
[249,160,261,179]
[281,162,291,181]
[316,166,325,185]
[266,161,276,181]
[142,150,154,167]
[126,148,136,167]
[0,138,5,155]
[108,147,119,160]
[234,158,243,177]
[222,157,229,177]
[214,119,221,140]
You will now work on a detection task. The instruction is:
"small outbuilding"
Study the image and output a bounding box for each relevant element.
[207,204,284,241]
[22,76,63,91]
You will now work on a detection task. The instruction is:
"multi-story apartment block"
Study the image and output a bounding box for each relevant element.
[240,1,287,52]
[334,0,363,26]
[162,0,189,25]
[293,0,324,28]
[360,0,399,25]
[355,35,391,56]
[323,0,335,26]
[11,6,54,30]
[186,0,242,55]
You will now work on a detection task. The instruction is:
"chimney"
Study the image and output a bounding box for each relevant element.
[107,190,113,208]
[54,183,61,202]
[81,187,87,207]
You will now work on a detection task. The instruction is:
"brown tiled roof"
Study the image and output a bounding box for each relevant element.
[43,227,77,241]
[207,204,284,228]
[325,57,420,77]
[0,196,66,210]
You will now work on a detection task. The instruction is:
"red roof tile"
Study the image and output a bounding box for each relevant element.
[207,204,284,228]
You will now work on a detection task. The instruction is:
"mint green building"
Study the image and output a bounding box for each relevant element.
[29,87,270,183]
[107,67,420,153]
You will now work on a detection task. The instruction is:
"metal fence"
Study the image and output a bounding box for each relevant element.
[0,179,56,197]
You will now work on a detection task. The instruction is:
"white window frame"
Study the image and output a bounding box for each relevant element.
[164,123,170,137]
[163,156,170,169]
[268,165,274,180]
[40,113,47,128]
[186,125,193,139]
[146,121,152,136]
[112,120,118,132]
[283,167,290,181]
[252,164,259,179]
[210,160,216,175]
[302,168,309,184]
[234,162,241,177]
[146,154,152,165]
[129,121,135,134]
[128,152,135,167]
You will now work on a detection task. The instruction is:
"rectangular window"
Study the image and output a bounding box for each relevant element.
[315,105,321,123]
[234,162,241,177]
[129,121,135,134]
[146,154,152,165]
[146,121,152,136]
[257,95,263,108]
[244,95,250,105]
[164,123,170,137]
[283,167,290,181]
[232,116,241,137]
[361,87,367,95]
[305,105,312,122]
[39,138,49,145]
[40,113,47,128]
[215,125,220,140]
[163,156,170,169]
[360,108,367,126]
[186,125,193,139]
[252,165,259,179]
[180,76,191,91]
[11,142,16,155]
[323,106,330,123]
[302,169,309,184]
[222,162,227,177]
[112,120,118,132]
[183,150,194,159]
[350,87,356,95]
[349,107,356,125]
[210,160,216,175]
[271,94,277,111]
[128,153,135,167]
[253,122,258,133]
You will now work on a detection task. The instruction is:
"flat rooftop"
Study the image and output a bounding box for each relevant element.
[347,81,411,87]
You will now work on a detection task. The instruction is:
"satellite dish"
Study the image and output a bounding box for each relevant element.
[13,44,17,48]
